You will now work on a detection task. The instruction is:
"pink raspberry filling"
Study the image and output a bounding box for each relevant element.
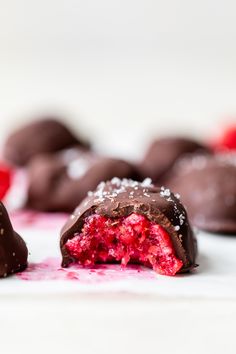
[65,213,183,276]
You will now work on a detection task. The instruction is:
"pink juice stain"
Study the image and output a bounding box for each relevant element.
[16,257,156,283]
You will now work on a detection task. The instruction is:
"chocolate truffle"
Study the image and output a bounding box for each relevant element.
[165,154,236,234]
[0,202,28,277]
[60,178,197,276]
[3,117,88,166]
[139,137,211,183]
[26,149,138,213]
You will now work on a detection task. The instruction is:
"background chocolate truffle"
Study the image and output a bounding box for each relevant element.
[165,153,236,234]
[3,117,89,166]
[139,136,211,183]
[26,149,138,212]
[60,178,197,274]
[0,202,28,277]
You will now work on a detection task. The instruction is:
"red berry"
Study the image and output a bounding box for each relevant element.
[0,164,12,199]
[213,126,236,151]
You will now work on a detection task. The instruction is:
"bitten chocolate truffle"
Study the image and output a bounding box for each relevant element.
[165,153,236,234]
[60,178,197,276]
[3,117,88,166]
[26,149,138,212]
[0,202,28,277]
[139,137,211,183]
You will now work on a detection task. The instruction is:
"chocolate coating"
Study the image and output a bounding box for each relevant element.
[139,137,211,183]
[0,202,28,277]
[60,178,197,272]
[166,154,236,234]
[26,149,138,212]
[3,118,88,166]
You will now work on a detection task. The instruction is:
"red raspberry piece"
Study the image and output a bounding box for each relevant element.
[213,126,236,151]
[0,163,11,199]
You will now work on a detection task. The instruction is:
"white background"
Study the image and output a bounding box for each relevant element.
[0,0,236,157]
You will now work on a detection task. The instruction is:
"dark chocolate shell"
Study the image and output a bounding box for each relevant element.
[3,117,88,166]
[139,137,211,183]
[166,153,236,234]
[0,202,28,277]
[26,150,138,213]
[60,178,197,273]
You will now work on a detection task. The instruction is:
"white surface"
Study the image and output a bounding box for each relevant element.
[1,295,236,354]
[1,294,236,354]
[1,213,236,354]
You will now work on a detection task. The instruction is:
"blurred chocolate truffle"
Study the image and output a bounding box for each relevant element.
[3,117,89,166]
[139,137,211,183]
[26,148,138,212]
[0,202,28,277]
[166,153,236,234]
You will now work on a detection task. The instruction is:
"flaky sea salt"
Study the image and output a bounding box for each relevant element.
[179,214,185,225]
[141,178,153,187]
[160,188,171,198]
